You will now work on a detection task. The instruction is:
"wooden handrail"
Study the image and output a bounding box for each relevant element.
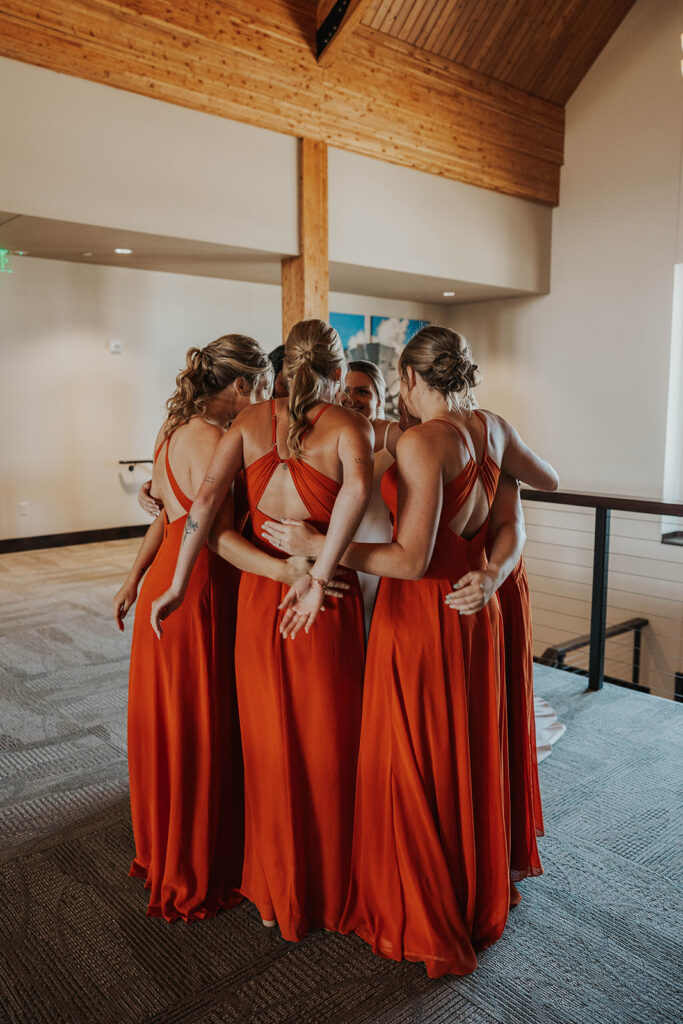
[520,489,683,517]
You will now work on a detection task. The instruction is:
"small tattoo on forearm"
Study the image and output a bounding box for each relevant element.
[204,474,215,484]
[183,515,199,540]
[354,457,369,464]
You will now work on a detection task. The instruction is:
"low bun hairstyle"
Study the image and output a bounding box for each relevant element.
[398,325,480,412]
[284,319,345,455]
[347,359,386,418]
[164,334,273,434]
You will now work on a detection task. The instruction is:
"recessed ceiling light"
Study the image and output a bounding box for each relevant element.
[442,291,455,297]
[81,251,93,257]
[114,248,133,255]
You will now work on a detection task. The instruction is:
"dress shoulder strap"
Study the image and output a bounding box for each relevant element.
[308,403,331,428]
[433,418,476,462]
[300,402,331,443]
[382,420,392,451]
[153,438,166,463]
[472,409,489,459]
[164,435,193,513]
[270,399,278,448]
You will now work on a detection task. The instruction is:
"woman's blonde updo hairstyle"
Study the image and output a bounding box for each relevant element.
[347,359,387,418]
[164,334,273,434]
[398,325,480,412]
[284,319,346,455]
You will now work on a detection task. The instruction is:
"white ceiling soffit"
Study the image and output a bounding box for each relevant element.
[0,213,288,286]
[329,262,536,305]
[0,213,534,305]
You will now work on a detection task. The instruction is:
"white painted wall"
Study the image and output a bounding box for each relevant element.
[0,256,441,540]
[329,147,552,295]
[443,0,683,699]
[446,0,683,499]
[0,257,281,539]
[0,57,299,254]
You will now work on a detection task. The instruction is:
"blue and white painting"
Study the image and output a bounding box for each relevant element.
[329,312,368,351]
[330,313,429,418]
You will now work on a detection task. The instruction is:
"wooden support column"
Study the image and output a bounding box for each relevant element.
[281,137,329,343]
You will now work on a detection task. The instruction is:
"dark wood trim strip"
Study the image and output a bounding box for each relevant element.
[0,525,148,554]
[520,489,683,517]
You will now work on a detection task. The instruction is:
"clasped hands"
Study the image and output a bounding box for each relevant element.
[261,519,345,640]
[262,518,498,635]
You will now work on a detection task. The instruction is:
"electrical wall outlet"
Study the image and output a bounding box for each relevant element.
[19,502,28,516]
[108,339,123,354]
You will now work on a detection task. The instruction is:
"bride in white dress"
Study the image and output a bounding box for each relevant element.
[340,361,400,635]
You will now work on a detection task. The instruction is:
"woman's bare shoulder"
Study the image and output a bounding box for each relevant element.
[329,404,373,439]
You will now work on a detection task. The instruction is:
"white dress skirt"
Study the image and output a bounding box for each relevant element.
[353,425,395,638]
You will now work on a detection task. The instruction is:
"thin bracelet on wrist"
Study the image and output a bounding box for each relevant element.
[306,571,328,591]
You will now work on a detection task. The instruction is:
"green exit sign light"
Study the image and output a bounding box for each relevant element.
[0,249,12,273]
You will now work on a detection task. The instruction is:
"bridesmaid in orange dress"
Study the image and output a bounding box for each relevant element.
[452,455,558,893]
[498,557,546,884]
[276,326,555,976]
[112,335,274,921]
[151,319,373,939]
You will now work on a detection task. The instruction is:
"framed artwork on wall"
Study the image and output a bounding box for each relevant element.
[330,313,429,418]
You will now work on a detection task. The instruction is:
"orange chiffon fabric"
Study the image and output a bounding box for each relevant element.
[341,418,510,977]
[497,557,545,879]
[234,402,365,940]
[127,439,244,921]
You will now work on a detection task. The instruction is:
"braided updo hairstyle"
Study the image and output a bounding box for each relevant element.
[398,325,480,412]
[164,334,273,434]
[283,319,346,456]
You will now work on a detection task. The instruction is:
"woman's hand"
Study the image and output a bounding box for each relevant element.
[113,578,139,632]
[261,518,324,557]
[444,569,497,614]
[138,480,164,518]
[150,587,185,639]
[278,575,326,639]
[279,556,351,598]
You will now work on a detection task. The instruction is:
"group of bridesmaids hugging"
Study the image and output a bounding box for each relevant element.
[113,318,559,978]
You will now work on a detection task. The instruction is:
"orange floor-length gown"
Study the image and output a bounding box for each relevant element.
[127,437,244,920]
[235,402,365,941]
[341,415,510,978]
[497,557,545,879]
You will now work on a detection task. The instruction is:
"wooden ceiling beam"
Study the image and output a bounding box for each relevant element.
[316,0,377,66]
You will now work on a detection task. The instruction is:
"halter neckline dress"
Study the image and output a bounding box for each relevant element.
[234,401,365,940]
[341,412,511,977]
[127,432,243,920]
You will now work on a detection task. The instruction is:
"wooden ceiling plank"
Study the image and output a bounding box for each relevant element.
[365,0,399,33]
[428,6,469,59]
[322,51,562,165]
[384,0,419,40]
[397,0,437,45]
[417,0,456,53]
[532,0,636,103]
[441,0,489,64]
[474,0,566,86]
[459,0,531,74]
[353,27,564,133]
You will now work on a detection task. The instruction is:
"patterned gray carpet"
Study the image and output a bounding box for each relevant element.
[0,541,681,1024]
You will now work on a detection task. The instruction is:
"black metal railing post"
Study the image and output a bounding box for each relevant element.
[588,507,611,690]
[632,624,642,688]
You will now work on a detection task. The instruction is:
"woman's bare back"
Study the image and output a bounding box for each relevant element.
[237,398,366,523]
[151,418,225,523]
